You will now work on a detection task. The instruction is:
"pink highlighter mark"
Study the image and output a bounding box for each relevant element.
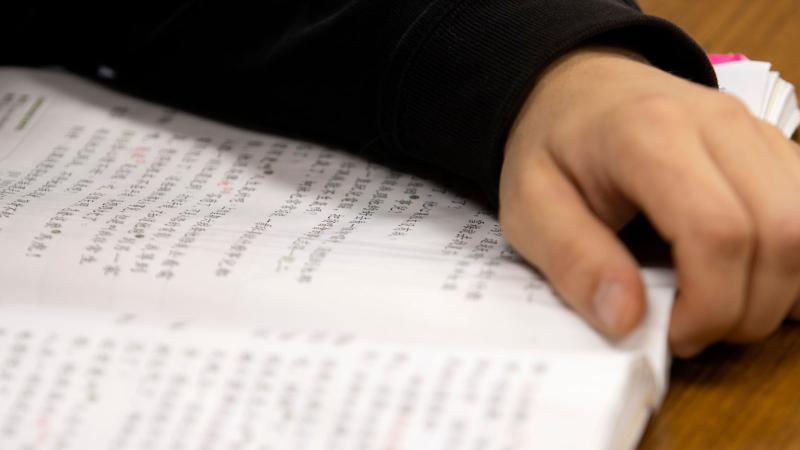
[708,53,749,65]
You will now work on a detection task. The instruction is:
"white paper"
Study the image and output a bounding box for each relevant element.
[0,305,642,450]
[714,60,800,138]
[0,68,672,360]
[714,60,773,116]
[0,68,674,450]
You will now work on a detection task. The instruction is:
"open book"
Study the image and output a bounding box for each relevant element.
[0,63,795,450]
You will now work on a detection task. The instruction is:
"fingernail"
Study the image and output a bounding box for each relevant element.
[593,280,628,333]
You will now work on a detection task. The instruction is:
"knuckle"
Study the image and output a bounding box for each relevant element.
[760,121,788,141]
[689,211,754,257]
[712,94,752,121]
[628,95,688,127]
[608,96,688,150]
[763,212,800,271]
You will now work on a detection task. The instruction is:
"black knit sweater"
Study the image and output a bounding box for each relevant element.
[3,0,717,201]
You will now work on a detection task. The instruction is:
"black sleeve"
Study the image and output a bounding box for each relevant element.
[4,0,717,202]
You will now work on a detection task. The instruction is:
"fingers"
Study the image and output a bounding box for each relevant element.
[597,97,755,356]
[499,150,645,338]
[501,49,800,352]
[594,96,800,354]
[703,113,800,342]
[754,123,800,325]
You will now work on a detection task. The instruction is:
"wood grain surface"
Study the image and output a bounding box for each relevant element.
[637,1,800,449]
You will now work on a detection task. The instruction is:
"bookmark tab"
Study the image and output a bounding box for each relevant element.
[708,53,749,65]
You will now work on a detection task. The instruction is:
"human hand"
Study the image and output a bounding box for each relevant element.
[500,48,800,357]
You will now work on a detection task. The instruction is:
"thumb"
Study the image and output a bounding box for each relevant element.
[499,151,645,338]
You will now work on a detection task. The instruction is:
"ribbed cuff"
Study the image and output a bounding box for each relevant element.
[381,0,717,204]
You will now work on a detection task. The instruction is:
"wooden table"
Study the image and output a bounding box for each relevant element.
[637,1,800,448]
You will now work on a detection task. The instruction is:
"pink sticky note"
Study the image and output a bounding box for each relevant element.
[708,53,749,65]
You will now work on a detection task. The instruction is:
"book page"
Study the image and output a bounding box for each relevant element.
[0,305,647,450]
[715,60,773,116]
[713,59,800,137]
[0,68,673,377]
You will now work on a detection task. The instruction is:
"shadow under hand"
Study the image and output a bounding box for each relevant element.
[618,214,673,268]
